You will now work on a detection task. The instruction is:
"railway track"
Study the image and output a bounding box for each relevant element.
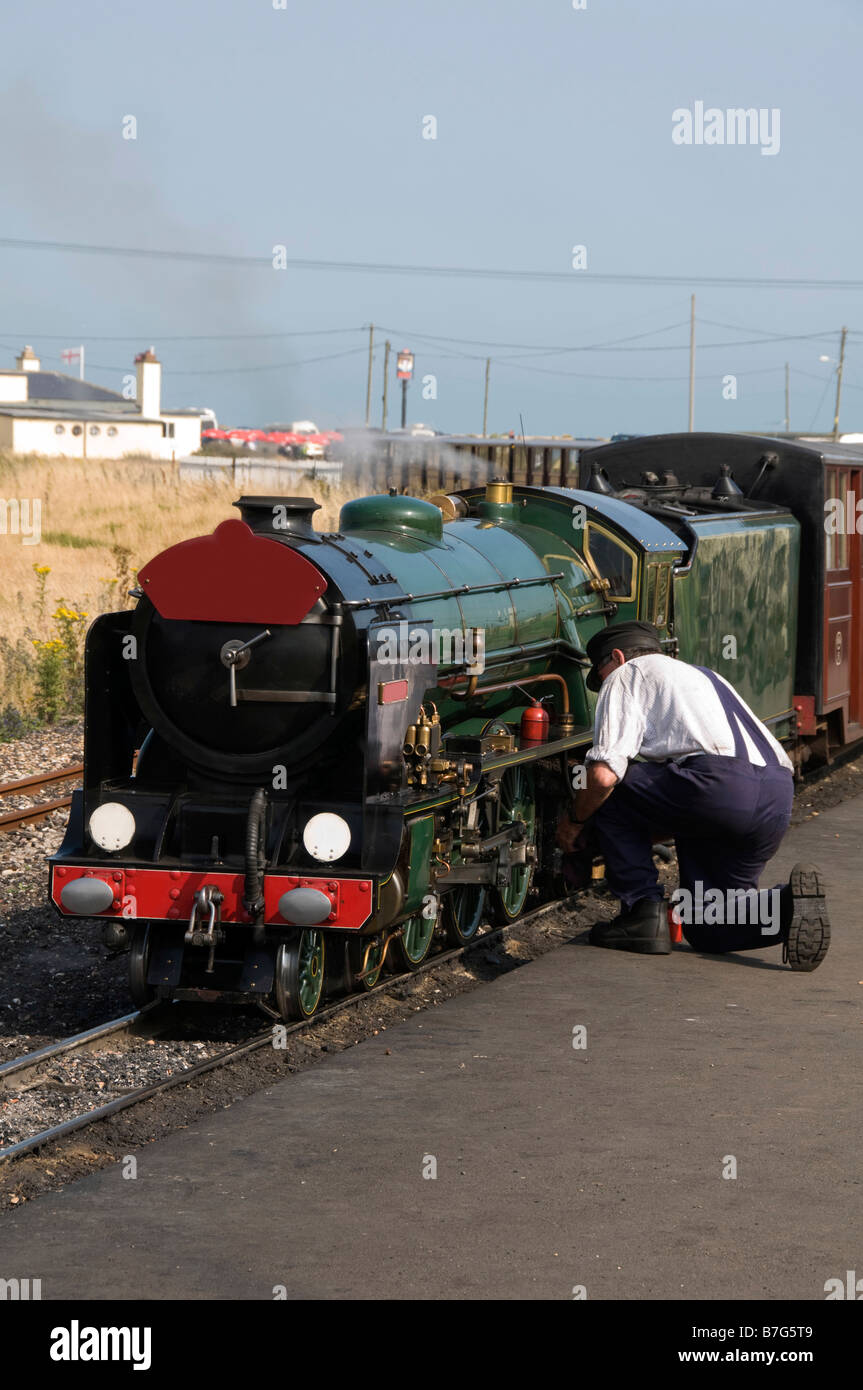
[0,899,571,1165]
[0,763,82,833]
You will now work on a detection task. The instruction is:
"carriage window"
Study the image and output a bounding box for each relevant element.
[826,470,849,571]
[584,524,637,600]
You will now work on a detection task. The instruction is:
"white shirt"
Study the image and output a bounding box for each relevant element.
[585,653,793,781]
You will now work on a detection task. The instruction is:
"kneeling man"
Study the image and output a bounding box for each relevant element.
[557,621,830,968]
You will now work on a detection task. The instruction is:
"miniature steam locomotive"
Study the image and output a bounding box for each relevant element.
[49,431,859,1020]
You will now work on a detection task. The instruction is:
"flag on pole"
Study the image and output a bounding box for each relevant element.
[61,346,85,380]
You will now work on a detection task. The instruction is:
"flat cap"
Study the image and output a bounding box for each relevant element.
[585,620,663,693]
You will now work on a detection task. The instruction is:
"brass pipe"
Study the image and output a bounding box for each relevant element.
[448,674,479,703]
[359,938,378,977]
[444,670,570,714]
[358,928,401,981]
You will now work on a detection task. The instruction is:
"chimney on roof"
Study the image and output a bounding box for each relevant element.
[135,346,161,418]
[16,345,40,372]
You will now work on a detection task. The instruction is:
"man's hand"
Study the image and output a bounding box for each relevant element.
[557,762,619,853]
[556,811,587,854]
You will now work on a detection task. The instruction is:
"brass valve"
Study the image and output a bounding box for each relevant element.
[403,704,441,785]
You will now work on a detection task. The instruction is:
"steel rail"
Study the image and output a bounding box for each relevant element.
[0,796,76,832]
[0,1007,161,1090]
[0,764,83,796]
[0,762,83,834]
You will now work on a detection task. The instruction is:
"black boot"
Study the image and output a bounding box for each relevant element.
[589,898,671,954]
[780,863,830,971]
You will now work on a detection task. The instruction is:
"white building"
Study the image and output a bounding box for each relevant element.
[0,347,203,460]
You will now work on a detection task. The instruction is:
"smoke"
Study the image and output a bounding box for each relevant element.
[0,80,283,416]
[334,428,500,491]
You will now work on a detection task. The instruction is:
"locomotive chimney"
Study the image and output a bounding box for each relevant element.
[234,495,321,541]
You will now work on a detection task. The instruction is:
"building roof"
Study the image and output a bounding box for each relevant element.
[0,404,163,424]
[0,368,131,405]
[23,371,130,405]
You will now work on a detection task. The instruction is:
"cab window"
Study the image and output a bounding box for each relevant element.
[584,524,637,601]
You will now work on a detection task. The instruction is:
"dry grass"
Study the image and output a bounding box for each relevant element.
[0,452,367,727]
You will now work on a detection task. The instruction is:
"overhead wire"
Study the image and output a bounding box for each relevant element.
[2,234,863,290]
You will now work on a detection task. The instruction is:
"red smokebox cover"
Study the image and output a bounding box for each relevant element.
[137,519,327,624]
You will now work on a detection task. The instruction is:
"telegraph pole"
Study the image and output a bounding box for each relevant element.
[364,324,374,426]
[482,357,491,436]
[381,340,391,430]
[833,326,848,442]
[688,294,696,432]
[784,362,790,433]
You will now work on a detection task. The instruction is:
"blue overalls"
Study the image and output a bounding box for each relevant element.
[591,668,794,953]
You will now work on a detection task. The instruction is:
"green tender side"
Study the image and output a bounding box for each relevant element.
[671,514,800,731]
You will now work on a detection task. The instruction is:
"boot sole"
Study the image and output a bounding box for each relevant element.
[786,863,830,972]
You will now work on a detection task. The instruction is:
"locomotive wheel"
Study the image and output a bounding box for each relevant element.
[491,765,537,923]
[128,923,157,1007]
[274,930,326,1021]
[444,879,487,946]
[345,937,385,991]
[389,911,436,971]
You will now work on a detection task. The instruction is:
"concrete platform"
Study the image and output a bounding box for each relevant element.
[4,798,862,1300]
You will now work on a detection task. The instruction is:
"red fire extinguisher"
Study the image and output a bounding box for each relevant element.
[520,698,549,744]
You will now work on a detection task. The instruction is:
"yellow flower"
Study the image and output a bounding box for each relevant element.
[33,564,50,576]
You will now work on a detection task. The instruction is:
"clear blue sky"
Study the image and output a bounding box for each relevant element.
[1,0,860,436]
